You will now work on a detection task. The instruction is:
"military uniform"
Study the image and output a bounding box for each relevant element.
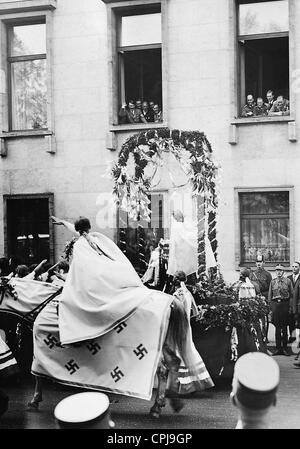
[253,104,268,117]
[268,272,293,353]
[141,109,154,122]
[264,100,274,112]
[250,267,272,342]
[241,103,255,117]
[287,273,300,340]
[269,98,290,115]
[250,268,272,299]
[119,106,147,124]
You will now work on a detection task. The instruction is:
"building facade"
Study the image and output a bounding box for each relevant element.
[0,0,299,282]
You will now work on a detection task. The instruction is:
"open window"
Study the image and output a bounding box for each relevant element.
[237,0,289,116]
[117,7,162,124]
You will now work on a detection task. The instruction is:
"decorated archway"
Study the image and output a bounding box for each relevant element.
[110,127,219,279]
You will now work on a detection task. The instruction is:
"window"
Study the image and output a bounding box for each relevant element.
[239,191,290,265]
[117,7,162,124]
[4,194,54,266]
[237,0,289,116]
[8,21,47,131]
[118,193,165,275]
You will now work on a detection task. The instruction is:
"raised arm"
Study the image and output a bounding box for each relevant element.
[34,259,48,274]
[51,216,79,236]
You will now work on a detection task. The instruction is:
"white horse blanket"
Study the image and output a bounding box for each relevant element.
[0,277,173,399]
[0,272,214,399]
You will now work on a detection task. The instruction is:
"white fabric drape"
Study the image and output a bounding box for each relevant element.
[167,218,216,276]
[58,232,154,345]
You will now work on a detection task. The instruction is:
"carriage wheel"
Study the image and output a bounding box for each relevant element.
[0,311,34,377]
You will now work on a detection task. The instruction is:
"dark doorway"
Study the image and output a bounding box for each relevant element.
[4,194,54,266]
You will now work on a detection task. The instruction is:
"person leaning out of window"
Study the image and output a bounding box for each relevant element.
[268,95,290,116]
[141,101,154,123]
[241,94,256,117]
[135,99,142,111]
[264,90,275,112]
[253,97,268,117]
[153,104,163,123]
[119,100,147,124]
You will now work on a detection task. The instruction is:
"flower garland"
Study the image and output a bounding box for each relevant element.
[189,272,238,303]
[110,128,219,222]
[63,236,78,262]
[194,296,270,332]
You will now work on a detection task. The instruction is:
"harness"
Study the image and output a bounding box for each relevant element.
[0,277,63,329]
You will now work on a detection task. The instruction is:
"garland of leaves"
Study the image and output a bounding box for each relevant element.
[110,128,219,222]
[63,236,78,262]
[195,296,269,332]
[189,271,238,304]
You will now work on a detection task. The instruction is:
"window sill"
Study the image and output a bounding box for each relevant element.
[236,265,292,273]
[231,116,294,125]
[0,130,56,156]
[110,122,167,133]
[0,0,57,15]
[1,129,53,139]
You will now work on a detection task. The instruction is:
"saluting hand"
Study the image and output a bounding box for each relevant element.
[51,216,64,225]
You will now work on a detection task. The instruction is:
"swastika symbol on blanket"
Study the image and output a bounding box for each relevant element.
[86,341,101,355]
[43,333,62,349]
[114,322,127,333]
[111,366,124,382]
[133,344,148,360]
[65,359,80,375]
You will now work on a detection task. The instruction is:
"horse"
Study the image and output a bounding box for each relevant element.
[0,276,199,419]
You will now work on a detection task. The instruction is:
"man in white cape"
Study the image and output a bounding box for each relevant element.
[28,216,214,400]
[167,209,216,277]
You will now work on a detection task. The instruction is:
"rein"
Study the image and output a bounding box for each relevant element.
[0,279,63,327]
[23,287,63,324]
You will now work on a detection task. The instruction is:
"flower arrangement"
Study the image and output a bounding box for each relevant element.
[195,296,270,332]
[192,272,238,303]
[110,128,219,222]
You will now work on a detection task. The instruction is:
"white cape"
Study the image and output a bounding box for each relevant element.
[58,232,153,345]
[167,219,216,276]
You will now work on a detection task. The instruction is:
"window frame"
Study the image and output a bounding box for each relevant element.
[0,3,55,139]
[7,19,47,132]
[234,186,294,270]
[117,8,162,116]
[3,192,55,265]
[230,0,296,123]
[104,0,168,131]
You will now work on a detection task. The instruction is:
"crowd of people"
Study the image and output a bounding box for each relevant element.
[0,253,70,416]
[241,90,290,118]
[0,255,69,287]
[1,220,300,425]
[235,255,300,365]
[119,99,163,124]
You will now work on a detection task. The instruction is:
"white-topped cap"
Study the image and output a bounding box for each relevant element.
[54,392,109,424]
[234,352,280,392]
